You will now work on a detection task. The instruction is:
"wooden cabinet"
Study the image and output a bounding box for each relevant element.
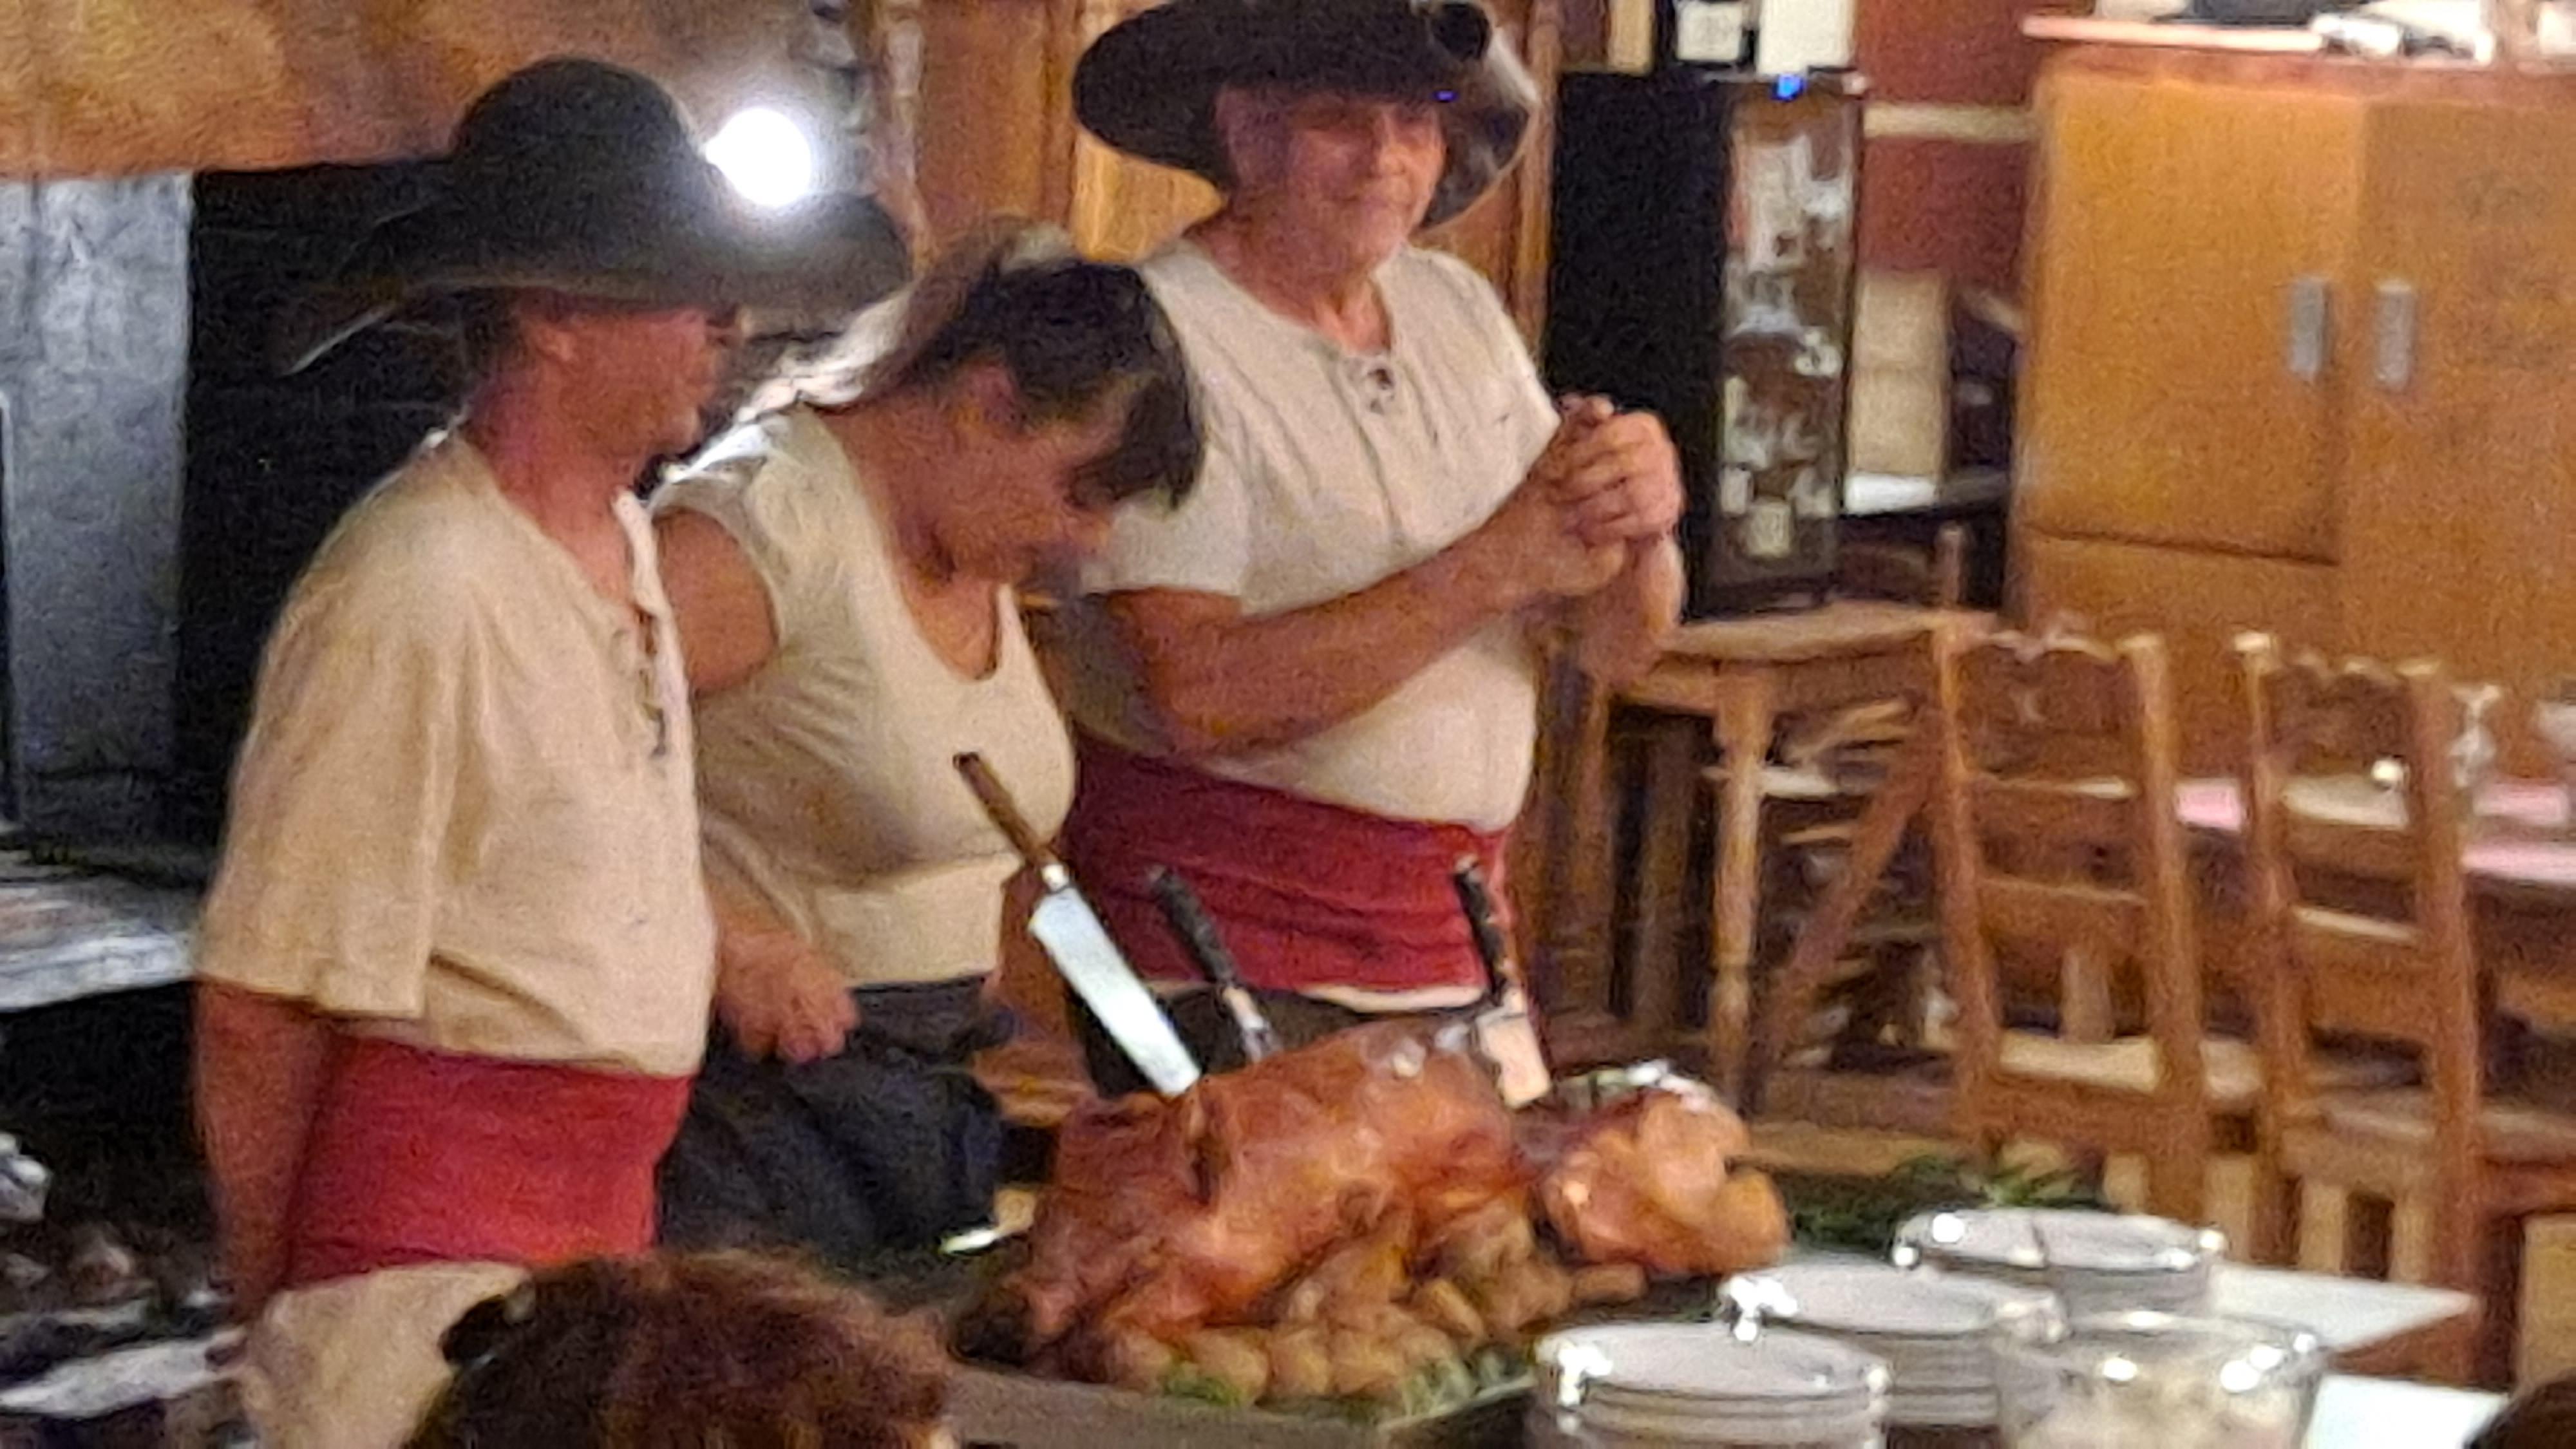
[2019,61,2361,561]
[2018,46,2576,767]
[863,0,1561,334]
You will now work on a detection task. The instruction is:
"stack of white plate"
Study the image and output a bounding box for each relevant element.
[1721,1260,2058,1430]
[1893,1208,2224,1318]
[1528,1321,1889,1447]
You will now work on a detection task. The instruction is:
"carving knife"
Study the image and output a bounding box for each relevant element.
[1452,857,1553,1108]
[1148,867,1279,1063]
[954,753,1200,1096]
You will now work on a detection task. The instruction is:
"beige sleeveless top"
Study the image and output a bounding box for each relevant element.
[656,408,1077,987]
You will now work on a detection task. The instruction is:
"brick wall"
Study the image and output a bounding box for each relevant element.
[1853,0,2046,292]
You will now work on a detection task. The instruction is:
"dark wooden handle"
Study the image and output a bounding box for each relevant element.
[1451,857,1511,1003]
[954,752,1056,870]
[1150,868,1245,990]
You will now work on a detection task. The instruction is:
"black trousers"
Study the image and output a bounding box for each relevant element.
[658,977,1004,1269]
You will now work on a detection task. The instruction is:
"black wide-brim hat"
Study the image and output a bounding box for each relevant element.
[1073,0,1539,229]
[276,57,913,374]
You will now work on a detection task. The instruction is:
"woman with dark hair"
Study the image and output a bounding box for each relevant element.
[408,1252,953,1449]
[650,221,1201,1264]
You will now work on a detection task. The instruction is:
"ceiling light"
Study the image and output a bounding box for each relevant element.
[705,107,817,209]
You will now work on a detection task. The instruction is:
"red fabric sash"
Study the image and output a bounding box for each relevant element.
[285,1037,692,1290]
[1060,737,1511,998]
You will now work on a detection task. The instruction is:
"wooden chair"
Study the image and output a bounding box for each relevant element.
[2237,636,2576,1387]
[1926,629,2226,1222]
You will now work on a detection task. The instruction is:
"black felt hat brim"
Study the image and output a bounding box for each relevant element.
[274,59,913,374]
[1072,0,1537,229]
[274,187,911,374]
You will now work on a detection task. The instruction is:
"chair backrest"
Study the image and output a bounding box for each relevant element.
[1929,629,2207,1173]
[2235,636,2481,1177]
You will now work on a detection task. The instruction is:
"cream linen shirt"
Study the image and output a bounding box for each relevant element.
[1068,239,1560,834]
[195,433,715,1079]
[657,408,1076,987]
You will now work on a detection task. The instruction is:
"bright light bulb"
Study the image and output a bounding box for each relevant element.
[705,107,817,209]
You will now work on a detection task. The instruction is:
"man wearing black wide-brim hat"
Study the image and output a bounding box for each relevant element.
[1057,0,1685,1084]
[191,57,907,1446]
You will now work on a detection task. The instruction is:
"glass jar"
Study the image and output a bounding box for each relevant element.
[1990,1312,2327,1449]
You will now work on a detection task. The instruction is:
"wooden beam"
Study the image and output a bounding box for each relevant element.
[5,0,828,180]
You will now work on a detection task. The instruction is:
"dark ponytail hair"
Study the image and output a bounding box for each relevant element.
[881,258,1203,509]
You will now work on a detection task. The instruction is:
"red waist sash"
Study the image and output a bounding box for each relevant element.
[1059,737,1511,998]
[286,1037,691,1290]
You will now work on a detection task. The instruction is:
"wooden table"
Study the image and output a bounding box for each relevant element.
[1571,601,1985,1101]
[2177,776,2576,1031]
[2214,1262,2477,1381]
[2177,777,2576,903]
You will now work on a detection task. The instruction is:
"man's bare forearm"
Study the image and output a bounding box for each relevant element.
[1571,537,1684,688]
[1111,532,1537,758]
[194,983,335,1316]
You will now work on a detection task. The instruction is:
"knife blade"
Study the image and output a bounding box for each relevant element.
[954,753,1201,1097]
[1148,867,1280,1063]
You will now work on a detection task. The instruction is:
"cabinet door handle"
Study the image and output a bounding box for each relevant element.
[2287,275,2329,383]
[2374,279,2418,392]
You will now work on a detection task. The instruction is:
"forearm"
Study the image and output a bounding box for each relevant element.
[1121,536,1531,758]
[194,983,336,1316]
[708,875,799,972]
[1571,537,1684,688]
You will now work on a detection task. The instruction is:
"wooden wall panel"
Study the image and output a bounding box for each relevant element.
[909,0,1061,242]
[5,0,822,179]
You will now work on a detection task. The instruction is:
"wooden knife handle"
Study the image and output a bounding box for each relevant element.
[1452,857,1511,1001]
[1149,868,1245,990]
[954,753,1056,870]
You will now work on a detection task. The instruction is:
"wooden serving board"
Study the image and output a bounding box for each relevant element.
[950,1367,1529,1449]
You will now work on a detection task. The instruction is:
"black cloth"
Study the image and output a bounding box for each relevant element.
[1073,986,1406,1098]
[658,977,1005,1269]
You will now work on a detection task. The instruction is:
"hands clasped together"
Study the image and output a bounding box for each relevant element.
[1475,394,1683,604]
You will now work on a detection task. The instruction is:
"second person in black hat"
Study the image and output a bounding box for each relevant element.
[192,57,904,1448]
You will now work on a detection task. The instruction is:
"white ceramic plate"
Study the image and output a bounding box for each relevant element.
[1538,1323,1886,1404]
[1897,1208,2222,1276]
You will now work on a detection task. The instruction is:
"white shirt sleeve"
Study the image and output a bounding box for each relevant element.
[194,566,472,1019]
[652,416,827,652]
[1083,402,1255,600]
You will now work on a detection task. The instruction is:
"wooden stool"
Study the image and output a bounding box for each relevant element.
[1548,600,1988,1100]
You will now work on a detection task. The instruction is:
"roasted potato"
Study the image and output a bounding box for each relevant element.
[1182,1328,1271,1405]
[1095,1327,1175,1393]
[1327,1328,1411,1401]
[1571,1261,1651,1306]
[1408,1278,1488,1346]
[1265,1325,1334,1402]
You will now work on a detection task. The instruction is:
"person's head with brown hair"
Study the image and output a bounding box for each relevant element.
[408,1251,953,1449]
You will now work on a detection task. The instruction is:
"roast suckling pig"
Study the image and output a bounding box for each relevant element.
[968,1023,1786,1408]
[1530,1073,1790,1280]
